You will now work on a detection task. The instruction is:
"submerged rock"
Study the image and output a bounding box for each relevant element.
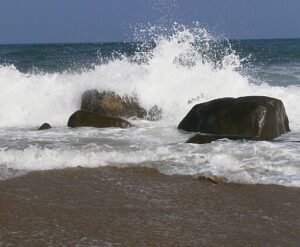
[179,96,290,140]
[38,123,52,130]
[187,134,252,144]
[81,90,162,120]
[67,110,132,129]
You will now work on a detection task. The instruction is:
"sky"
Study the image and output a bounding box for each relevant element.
[0,0,299,44]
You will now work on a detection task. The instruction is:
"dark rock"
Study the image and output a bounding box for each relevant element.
[38,123,51,130]
[81,90,162,120]
[81,90,146,118]
[187,134,252,144]
[178,96,290,140]
[81,89,100,113]
[67,110,132,129]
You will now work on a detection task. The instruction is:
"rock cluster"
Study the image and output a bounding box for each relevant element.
[37,93,290,143]
[81,90,162,121]
[65,90,162,129]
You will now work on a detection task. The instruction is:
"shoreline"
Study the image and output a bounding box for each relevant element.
[1,166,299,246]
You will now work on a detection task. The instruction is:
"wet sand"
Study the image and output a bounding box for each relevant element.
[0,167,299,246]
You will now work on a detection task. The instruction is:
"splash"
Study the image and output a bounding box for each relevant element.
[1,25,300,187]
[0,24,299,130]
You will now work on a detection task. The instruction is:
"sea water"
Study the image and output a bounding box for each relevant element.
[0,25,300,186]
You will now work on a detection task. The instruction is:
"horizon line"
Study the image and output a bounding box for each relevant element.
[1,37,300,46]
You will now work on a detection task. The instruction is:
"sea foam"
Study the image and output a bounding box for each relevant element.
[0,26,299,130]
[1,25,300,186]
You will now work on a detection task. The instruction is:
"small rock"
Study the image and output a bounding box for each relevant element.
[38,123,51,130]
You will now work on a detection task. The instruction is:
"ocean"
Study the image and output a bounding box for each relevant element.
[1,27,300,187]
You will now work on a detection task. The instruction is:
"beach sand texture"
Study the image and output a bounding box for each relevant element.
[0,167,299,246]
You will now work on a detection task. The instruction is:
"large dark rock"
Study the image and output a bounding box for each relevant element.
[81,90,162,121]
[38,123,52,130]
[67,110,132,129]
[178,96,290,140]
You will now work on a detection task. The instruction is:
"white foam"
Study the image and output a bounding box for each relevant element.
[1,25,300,186]
[0,26,299,130]
[1,136,300,186]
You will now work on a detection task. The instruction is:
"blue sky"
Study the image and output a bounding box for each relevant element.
[0,0,299,43]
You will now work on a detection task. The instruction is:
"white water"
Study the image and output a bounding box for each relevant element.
[1,27,300,186]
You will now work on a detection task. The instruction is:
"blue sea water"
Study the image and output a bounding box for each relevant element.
[0,28,300,186]
[1,39,300,85]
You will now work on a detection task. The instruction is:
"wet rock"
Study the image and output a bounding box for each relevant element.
[67,110,132,129]
[38,123,51,130]
[178,96,290,140]
[81,90,162,120]
[186,134,252,144]
[81,90,146,118]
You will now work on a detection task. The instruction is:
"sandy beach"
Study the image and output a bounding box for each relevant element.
[0,166,299,246]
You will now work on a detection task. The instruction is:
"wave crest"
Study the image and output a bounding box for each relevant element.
[0,25,299,129]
